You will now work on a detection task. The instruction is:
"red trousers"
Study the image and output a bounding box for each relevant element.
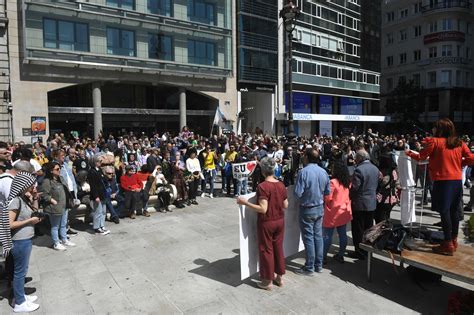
[257,218,285,280]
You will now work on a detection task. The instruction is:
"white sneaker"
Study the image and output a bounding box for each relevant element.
[209,194,214,199]
[25,295,38,303]
[53,243,67,251]
[13,300,40,313]
[100,228,110,235]
[201,193,206,198]
[62,240,76,247]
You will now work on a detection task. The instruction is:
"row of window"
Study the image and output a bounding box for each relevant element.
[386,0,470,22]
[43,19,217,66]
[295,29,359,57]
[294,59,379,85]
[106,0,217,25]
[386,70,471,90]
[386,19,471,44]
[386,45,471,66]
[300,1,360,31]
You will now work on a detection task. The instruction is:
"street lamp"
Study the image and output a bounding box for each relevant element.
[280,0,300,141]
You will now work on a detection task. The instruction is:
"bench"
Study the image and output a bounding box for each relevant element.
[360,242,474,285]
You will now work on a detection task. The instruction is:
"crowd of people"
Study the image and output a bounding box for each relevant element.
[0,118,473,309]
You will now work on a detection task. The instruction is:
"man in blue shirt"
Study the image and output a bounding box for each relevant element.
[294,148,330,276]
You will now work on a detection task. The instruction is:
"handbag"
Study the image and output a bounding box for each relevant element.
[362,220,408,253]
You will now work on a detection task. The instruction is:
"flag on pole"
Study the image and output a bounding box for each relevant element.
[212,107,228,128]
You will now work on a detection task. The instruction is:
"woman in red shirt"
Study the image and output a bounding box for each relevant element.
[237,157,288,290]
[323,161,352,263]
[406,118,474,255]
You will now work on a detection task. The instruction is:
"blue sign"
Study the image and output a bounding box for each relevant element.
[340,97,363,115]
[319,95,333,114]
[285,92,311,113]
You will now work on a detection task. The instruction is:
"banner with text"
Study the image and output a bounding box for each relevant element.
[232,161,258,181]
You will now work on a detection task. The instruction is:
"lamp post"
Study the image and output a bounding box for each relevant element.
[280,1,300,141]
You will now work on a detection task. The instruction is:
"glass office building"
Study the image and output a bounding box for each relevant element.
[9,0,235,140]
[279,0,381,136]
[236,0,278,134]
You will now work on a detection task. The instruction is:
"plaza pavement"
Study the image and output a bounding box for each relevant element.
[0,186,473,314]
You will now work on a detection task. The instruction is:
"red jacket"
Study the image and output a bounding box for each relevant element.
[323,179,352,228]
[120,174,143,191]
[406,137,474,181]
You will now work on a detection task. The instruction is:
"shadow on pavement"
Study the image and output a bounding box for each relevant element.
[188,249,245,287]
[323,255,470,314]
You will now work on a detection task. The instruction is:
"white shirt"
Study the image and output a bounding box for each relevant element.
[186,158,201,173]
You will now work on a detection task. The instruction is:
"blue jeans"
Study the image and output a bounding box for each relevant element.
[49,209,68,245]
[236,179,248,196]
[202,169,216,195]
[299,214,324,272]
[323,225,347,258]
[93,200,107,230]
[11,239,32,305]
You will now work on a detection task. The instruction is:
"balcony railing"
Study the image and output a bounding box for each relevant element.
[421,1,472,13]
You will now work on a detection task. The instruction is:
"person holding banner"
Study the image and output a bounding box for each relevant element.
[405,118,474,255]
[234,145,251,196]
[237,157,288,290]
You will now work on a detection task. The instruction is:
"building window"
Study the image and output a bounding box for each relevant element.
[413,50,421,61]
[429,22,437,33]
[456,70,461,86]
[387,11,395,22]
[414,1,422,13]
[106,0,135,10]
[428,71,437,86]
[442,19,452,31]
[466,47,471,59]
[106,27,135,56]
[441,45,452,57]
[400,29,407,41]
[400,8,408,18]
[188,0,216,25]
[414,25,422,37]
[413,74,421,86]
[387,56,393,66]
[441,70,452,84]
[386,33,394,44]
[429,46,437,58]
[148,34,173,60]
[466,72,471,87]
[148,0,172,16]
[399,53,407,64]
[399,76,406,84]
[188,40,215,66]
[43,19,89,52]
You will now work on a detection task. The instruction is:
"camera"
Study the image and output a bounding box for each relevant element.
[31,211,46,219]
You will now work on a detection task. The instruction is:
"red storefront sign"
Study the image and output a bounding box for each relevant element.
[424,31,465,44]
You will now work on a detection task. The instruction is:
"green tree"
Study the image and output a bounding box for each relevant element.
[385,80,425,133]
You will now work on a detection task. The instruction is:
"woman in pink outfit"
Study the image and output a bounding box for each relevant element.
[323,161,352,263]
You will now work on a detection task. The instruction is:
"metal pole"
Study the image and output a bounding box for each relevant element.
[419,161,428,236]
[287,30,295,139]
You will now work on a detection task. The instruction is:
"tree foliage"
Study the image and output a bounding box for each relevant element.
[385,80,425,133]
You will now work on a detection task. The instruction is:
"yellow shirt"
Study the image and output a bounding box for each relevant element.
[224,151,237,163]
[203,151,216,170]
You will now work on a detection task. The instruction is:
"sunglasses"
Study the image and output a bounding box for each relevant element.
[53,167,60,171]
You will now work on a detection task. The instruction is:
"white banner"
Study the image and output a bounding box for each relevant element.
[232,161,257,181]
[293,113,391,122]
[238,186,304,280]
